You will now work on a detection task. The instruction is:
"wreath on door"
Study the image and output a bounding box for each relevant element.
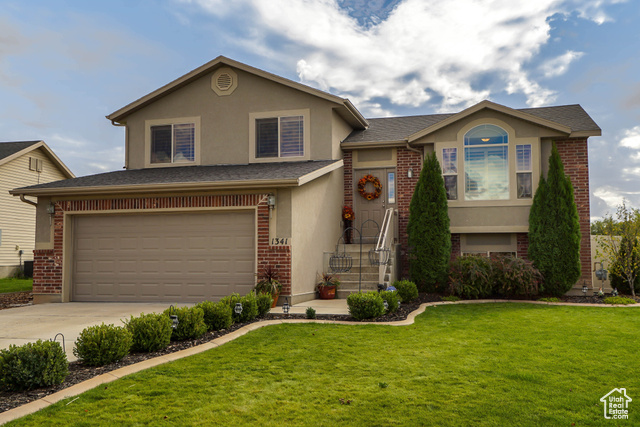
[358,174,383,201]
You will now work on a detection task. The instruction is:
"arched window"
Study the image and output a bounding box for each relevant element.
[464,125,509,200]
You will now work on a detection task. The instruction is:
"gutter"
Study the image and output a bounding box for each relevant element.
[405,141,423,163]
[19,194,37,207]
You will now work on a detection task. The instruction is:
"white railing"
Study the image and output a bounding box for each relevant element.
[376,208,394,285]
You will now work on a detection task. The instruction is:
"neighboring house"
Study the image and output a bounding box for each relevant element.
[0,141,74,278]
[10,57,600,304]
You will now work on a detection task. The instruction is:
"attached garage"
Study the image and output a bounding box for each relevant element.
[72,210,255,302]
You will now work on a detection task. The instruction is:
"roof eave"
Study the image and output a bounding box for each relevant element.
[0,141,75,178]
[341,140,408,150]
[569,130,601,138]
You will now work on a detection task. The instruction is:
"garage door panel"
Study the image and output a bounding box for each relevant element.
[73,211,255,302]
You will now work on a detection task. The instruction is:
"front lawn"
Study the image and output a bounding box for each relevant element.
[9,304,640,426]
[0,278,32,294]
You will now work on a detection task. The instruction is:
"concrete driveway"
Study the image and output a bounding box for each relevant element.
[0,303,191,362]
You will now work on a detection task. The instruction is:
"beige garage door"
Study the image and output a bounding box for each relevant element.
[72,211,255,302]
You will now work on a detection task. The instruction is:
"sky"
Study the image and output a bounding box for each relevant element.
[0,0,638,220]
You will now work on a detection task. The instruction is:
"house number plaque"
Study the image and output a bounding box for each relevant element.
[271,238,290,245]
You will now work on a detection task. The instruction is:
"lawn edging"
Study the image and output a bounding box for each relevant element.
[1,298,639,424]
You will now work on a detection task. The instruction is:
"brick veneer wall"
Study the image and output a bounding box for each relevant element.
[33,194,292,299]
[343,151,353,210]
[516,233,529,260]
[396,148,423,278]
[555,138,592,287]
[450,234,461,263]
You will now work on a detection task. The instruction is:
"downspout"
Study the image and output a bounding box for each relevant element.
[405,140,423,163]
[110,119,128,169]
[19,194,37,207]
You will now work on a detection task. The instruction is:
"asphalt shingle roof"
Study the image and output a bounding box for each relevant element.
[0,141,40,161]
[343,104,600,144]
[14,160,340,192]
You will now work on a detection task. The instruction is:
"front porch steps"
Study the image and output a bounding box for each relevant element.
[326,243,395,298]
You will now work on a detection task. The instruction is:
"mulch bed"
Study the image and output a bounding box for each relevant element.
[0,291,637,414]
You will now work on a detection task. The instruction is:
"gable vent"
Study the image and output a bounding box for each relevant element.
[216,73,233,91]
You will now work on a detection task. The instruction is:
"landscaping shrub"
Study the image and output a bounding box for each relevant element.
[492,256,541,297]
[448,255,492,299]
[441,295,460,302]
[603,296,636,305]
[379,290,401,313]
[609,234,640,296]
[347,292,385,320]
[196,301,233,331]
[393,280,418,303]
[305,307,316,319]
[256,293,273,318]
[0,340,68,391]
[73,323,133,366]
[163,306,207,341]
[220,292,259,323]
[125,313,172,353]
[538,297,561,303]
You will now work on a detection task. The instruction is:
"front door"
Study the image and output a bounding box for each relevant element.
[353,168,397,242]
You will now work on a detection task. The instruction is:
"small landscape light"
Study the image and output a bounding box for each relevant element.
[383,300,389,310]
[169,305,179,330]
[283,297,290,315]
[582,283,588,295]
[398,300,401,309]
[613,288,619,297]
[234,302,243,315]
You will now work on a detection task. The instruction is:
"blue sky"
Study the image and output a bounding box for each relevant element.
[0,0,638,219]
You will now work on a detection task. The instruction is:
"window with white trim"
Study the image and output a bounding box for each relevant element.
[442,147,458,200]
[150,123,195,164]
[256,115,304,158]
[464,124,509,200]
[516,144,532,199]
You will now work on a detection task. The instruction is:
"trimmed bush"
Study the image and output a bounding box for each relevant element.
[196,301,233,331]
[306,307,316,319]
[393,280,419,303]
[0,340,68,391]
[220,292,259,323]
[603,296,636,305]
[538,297,561,303]
[163,306,207,341]
[256,293,273,318]
[609,235,640,295]
[448,255,492,299]
[347,292,385,320]
[441,295,460,302]
[379,290,401,313]
[125,313,172,353]
[492,256,541,297]
[73,323,133,366]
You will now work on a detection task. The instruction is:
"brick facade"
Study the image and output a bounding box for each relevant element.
[555,138,592,287]
[33,194,292,299]
[450,233,461,263]
[516,233,529,260]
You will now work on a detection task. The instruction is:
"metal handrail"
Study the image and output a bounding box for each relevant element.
[375,208,394,285]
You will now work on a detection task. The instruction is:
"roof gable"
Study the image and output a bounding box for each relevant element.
[106,56,367,129]
[0,140,75,178]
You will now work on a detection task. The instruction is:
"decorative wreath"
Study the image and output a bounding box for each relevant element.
[358,174,383,201]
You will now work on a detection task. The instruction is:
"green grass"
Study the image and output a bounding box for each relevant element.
[0,278,32,293]
[9,304,640,426]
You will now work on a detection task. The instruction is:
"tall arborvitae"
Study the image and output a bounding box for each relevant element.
[407,152,451,291]
[528,143,581,295]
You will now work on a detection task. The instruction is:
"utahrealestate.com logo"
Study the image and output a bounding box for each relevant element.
[600,388,632,420]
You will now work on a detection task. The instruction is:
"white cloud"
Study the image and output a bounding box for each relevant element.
[183,0,621,114]
[540,51,584,78]
[619,126,640,149]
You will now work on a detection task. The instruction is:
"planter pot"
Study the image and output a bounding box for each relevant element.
[271,292,280,308]
[318,285,336,300]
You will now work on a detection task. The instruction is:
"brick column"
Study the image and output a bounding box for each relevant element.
[555,139,592,287]
[396,148,423,278]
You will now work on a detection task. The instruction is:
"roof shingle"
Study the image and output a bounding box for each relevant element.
[0,141,40,161]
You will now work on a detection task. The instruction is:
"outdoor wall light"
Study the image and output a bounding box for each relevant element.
[283,297,290,315]
[168,305,179,330]
[234,302,243,315]
[46,203,55,215]
[407,168,414,178]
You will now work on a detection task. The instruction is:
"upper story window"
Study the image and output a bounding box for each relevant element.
[464,125,509,201]
[256,116,304,158]
[249,109,310,163]
[151,123,195,164]
[442,148,458,200]
[145,117,200,167]
[516,144,532,198]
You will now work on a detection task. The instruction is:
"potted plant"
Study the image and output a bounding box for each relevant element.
[342,206,355,244]
[254,264,282,307]
[316,272,340,300]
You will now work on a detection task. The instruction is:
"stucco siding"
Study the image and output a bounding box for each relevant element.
[290,168,343,302]
[125,67,343,169]
[0,149,68,273]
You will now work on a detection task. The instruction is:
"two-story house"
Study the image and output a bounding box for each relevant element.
[11,56,600,304]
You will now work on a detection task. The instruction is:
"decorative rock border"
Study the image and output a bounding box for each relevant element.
[1,299,638,424]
